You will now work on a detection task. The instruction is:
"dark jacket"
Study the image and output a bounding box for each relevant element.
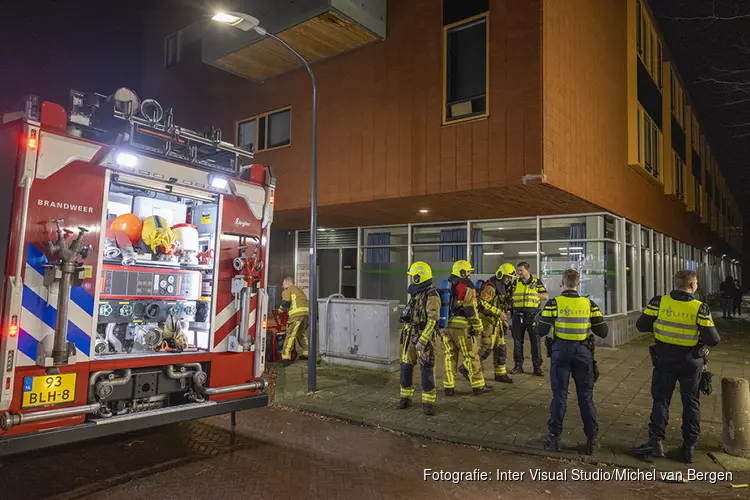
[720,278,737,299]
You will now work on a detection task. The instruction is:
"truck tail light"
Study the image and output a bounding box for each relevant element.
[5,378,10,390]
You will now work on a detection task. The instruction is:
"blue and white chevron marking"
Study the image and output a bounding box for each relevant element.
[17,244,94,365]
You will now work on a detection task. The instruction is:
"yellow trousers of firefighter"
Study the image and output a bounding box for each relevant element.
[480,320,509,376]
[442,325,485,389]
[399,336,437,404]
[282,316,309,360]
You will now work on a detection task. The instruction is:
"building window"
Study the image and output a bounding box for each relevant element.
[236,107,292,153]
[165,32,180,68]
[637,3,661,87]
[673,150,685,202]
[638,105,662,182]
[443,13,489,124]
[671,70,685,127]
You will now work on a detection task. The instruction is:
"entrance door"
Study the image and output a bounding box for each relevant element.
[317,249,341,298]
[341,248,357,298]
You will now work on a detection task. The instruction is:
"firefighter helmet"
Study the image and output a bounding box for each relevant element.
[141,215,177,255]
[110,213,143,245]
[496,263,517,279]
[407,261,433,284]
[451,260,474,279]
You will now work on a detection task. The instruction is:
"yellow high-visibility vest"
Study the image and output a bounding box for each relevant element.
[654,295,701,347]
[553,295,592,341]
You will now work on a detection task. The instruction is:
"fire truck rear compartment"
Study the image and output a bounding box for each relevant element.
[97,179,218,359]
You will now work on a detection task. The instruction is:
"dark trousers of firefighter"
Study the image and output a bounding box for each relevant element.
[648,343,703,445]
[282,316,309,360]
[442,326,485,389]
[512,313,542,368]
[400,337,436,403]
[480,320,508,376]
[548,340,597,439]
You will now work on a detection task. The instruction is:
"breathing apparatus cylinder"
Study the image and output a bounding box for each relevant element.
[439,280,451,328]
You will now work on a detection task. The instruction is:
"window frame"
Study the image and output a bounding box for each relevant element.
[442,12,490,126]
[637,4,662,89]
[637,104,663,184]
[235,106,292,153]
[164,31,181,68]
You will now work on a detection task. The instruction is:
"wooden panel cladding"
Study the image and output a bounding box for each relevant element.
[214,10,377,81]
[541,0,721,251]
[272,183,601,230]
[224,0,542,216]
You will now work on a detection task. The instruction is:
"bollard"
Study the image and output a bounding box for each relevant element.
[722,377,750,457]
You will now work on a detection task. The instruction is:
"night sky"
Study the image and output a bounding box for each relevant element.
[0,0,146,113]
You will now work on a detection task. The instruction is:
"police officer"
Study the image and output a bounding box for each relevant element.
[633,270,720,464]
[443,260,490,396]
[478,263,516,383]
[279,277,309,366]
[397,261,441,415]
[512,262,549,376]
[534,269,608,454]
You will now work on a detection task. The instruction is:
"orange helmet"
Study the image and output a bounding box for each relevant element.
[111,214,143,245]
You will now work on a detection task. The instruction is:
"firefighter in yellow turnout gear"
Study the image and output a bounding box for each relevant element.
[398,262,441,415]
[279,277,309,366]
[443,260,490,396]
[478,263,516,384]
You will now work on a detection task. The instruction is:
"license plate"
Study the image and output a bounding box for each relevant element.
[22,373,77,409]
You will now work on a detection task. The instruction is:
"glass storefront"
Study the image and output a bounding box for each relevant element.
[295,213,740,315]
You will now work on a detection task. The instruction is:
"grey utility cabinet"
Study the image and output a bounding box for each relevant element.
[318,298,401,371]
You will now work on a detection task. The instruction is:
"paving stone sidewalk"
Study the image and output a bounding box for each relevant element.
[274,318,750,472]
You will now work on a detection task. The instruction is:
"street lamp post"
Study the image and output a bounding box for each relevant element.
[213,12,319,392]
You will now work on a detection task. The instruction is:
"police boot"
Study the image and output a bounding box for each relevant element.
[532,366,544,377]
[495,374,513,384]
[396,397,411,410]
[510,364,524,374]
[458,365,470,381]
[444,388,456,397]
[472,385,491,396]
[632,439,664,458]
[543,434,561,452]
[423,403,437,416]
[682,443,696,464]
[586,437,600,455]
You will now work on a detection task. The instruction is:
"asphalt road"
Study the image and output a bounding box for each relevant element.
[0,406,746,500]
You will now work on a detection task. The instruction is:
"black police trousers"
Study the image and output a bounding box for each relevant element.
[548,339,597,439]
[648,343,703,445]
[512,313,542,368]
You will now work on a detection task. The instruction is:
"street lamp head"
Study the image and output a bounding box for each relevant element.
[211,11,265,34]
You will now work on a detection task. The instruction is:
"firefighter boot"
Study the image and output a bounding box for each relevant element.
[533,366,544,377]
[632,439,665,458]
[472,385,491,396]
[543,434,561,452]
[396,397,412,410]
[495,374,513,383]
[682,442,696,464]
[423,403,437,416]
[444,388,456,397]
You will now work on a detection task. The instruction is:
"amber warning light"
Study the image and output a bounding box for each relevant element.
[8,315,18,337]
[27,130,38,150]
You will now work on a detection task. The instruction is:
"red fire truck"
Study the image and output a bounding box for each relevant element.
[0,88,275,455]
